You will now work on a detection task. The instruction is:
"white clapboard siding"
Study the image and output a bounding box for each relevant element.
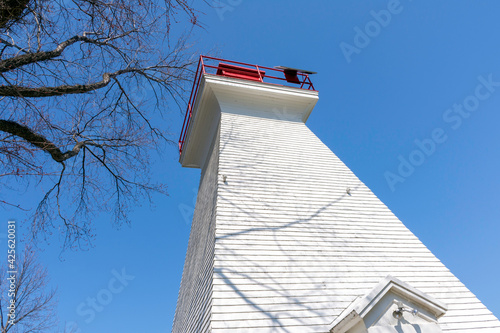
[209,111,500,332]
[173,75,500,332]
[171,131,219,333]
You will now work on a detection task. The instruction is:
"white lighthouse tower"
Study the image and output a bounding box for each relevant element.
[172,56,500,333]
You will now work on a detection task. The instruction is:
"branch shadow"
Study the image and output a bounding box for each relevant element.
[213,115,364,329]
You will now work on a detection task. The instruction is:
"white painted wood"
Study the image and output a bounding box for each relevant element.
[173,75,500,332]
[172,128,219,333]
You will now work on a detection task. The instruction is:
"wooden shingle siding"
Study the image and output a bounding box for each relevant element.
[209,112,500,332]
[172,130,219,333]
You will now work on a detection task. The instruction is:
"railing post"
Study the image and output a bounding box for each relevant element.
[256,64,263,82]
[201,55,206,74]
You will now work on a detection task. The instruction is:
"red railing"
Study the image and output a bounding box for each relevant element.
[178,55,316,155]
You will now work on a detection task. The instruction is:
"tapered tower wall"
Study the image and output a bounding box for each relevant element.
[211,110,500,332]
[173,70,500,333]
[172,128,219,333]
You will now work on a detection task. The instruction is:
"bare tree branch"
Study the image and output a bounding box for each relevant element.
[0,34,115,73]
[0,0,203,248]
[0,119,87,162]
[0,68,139,97]
[0,0,31,30]
[0,245,58,332]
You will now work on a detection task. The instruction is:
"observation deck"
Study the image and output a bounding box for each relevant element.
[178,56,316,156]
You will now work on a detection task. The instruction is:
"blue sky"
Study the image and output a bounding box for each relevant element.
[2,1,500,332]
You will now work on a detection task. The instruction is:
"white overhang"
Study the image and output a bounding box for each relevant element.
[179,74,319,168]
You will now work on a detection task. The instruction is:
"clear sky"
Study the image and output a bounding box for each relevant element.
[1,1,500,332]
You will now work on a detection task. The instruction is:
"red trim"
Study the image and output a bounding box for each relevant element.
[178,55,316,156]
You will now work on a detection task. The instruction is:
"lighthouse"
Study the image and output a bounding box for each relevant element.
[172,56,500,332]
